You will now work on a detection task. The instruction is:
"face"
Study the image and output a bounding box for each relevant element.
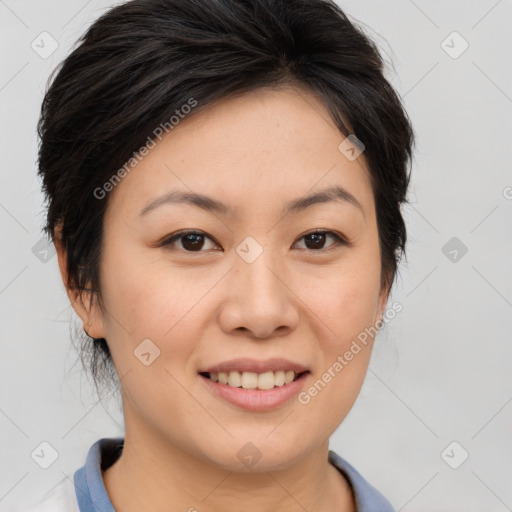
[68,86,388,471]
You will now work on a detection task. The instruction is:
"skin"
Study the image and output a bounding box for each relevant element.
[57,85,389,512]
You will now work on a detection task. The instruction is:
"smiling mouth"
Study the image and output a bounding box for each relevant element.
[199,370,309,390]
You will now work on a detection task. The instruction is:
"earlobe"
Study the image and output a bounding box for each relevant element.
[81,310,106,339]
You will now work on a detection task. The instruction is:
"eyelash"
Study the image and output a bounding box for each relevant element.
[159,229,350,253]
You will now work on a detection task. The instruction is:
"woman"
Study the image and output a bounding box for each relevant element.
[32,0,414,510]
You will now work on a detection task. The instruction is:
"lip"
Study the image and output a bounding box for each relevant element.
[199,371,310,412]
[199,358,309,374]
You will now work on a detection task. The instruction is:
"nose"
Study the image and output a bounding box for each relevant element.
[216,246,300,339]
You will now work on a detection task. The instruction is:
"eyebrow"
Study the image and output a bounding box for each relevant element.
[139,185,365,219]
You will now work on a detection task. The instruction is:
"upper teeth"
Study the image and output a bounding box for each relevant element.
[209,370,298,390]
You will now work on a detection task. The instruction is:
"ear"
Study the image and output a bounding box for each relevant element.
[54,227,106,339]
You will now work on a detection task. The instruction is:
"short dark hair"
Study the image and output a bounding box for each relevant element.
[37,0,414,395]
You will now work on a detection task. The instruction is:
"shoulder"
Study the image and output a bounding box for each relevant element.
[14,477,79,512]
[328,450,395,512]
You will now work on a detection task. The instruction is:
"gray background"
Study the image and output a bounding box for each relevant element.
[1,0,511,510]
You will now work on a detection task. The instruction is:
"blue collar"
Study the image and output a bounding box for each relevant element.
[73,438,394,511]
[328,450,395,511]
[74,438,121,512]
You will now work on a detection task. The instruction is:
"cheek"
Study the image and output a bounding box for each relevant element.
[98,243,223,373]
[297,245,382,413]
[303,254,382,344]
[99,239,190,332]
[311,279,380,388]
[296,283,379,432]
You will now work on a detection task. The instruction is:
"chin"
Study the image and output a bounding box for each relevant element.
[196,436,313,473]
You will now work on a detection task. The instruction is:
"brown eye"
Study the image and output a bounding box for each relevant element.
[160,229,347,253]
[161,230,220,252]
[294,230,347,251]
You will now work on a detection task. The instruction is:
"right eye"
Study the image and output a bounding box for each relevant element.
[160,230,221,252]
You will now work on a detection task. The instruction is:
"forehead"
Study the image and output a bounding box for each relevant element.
[106,86,375,222]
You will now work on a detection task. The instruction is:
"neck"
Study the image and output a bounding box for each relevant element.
[102,418,355,512]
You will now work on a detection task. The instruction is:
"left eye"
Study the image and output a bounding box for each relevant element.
[160,230,347,252]
[294,230,346,251]
[161,230,220,252]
